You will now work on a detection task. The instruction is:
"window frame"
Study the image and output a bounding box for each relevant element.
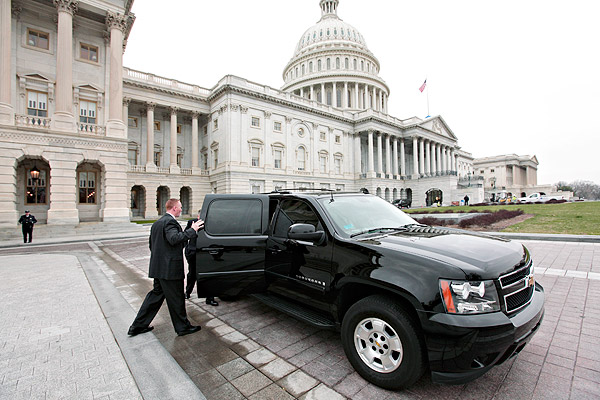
[78,171,97,204]
[27,90,48,117]
[26,28,49,51]
[251,116,261,128]
[79,100,97,124]
[79,42,98,63]
[273,121,282,132]
[25,168,48,205]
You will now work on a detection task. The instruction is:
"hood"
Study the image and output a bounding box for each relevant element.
[360,227,524,279]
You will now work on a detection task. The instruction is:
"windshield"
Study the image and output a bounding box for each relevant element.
[318,195,417,238]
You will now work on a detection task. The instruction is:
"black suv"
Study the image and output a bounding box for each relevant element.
[392,198,411,208]
[194,191,544,389]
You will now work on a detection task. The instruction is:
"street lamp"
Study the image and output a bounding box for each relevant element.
[30,165,40,181]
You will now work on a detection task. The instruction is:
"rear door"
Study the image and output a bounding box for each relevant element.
[196,195,270,297]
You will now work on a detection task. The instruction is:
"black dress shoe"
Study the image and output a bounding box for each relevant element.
[206,298,219,306]
[177,325,201,336]
[128,325,154,336]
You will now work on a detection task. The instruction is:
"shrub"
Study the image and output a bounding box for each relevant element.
[414,217,448,226]
[458,209,524,228]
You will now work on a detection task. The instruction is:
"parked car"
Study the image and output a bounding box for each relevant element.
[194,191,545,390]
[391,198,411,208]
[517,192,565,203]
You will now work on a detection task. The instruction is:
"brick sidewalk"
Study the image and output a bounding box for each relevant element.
[0,254,142,399]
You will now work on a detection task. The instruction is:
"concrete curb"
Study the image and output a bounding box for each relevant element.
[78,253,206,400]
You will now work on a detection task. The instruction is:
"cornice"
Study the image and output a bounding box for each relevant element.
[123,80,210,103]
[0,129,128,151]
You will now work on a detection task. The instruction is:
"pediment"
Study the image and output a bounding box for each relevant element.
[418,116,457,140]
[19,73,53,83]
[76,83,102,92]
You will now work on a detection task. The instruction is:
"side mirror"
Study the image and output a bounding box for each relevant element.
[287,223,325,244]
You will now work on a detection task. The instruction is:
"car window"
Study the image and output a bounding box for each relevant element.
[205,199,262,235]
[273,199,322,238]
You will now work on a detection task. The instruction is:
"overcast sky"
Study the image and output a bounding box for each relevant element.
[123,0,600,185]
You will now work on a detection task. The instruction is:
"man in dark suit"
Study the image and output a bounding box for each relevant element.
[128,198,204,337]
[185,210,218,306]
[18,210,37,243]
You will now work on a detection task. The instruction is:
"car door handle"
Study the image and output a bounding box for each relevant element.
[201,247,224,255]
[269,248,282,255]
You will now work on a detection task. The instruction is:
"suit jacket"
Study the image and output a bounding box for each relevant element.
[148,214,196,280]
[184,218,199,257]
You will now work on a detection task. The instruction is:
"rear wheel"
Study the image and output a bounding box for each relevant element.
[341,295,425,390]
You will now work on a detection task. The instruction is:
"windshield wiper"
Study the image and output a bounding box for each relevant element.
[350,227,408,238]
[402,223,429,228]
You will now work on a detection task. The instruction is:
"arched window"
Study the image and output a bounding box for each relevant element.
[327,58,331,70]
[336,57,340,69]
[345,58,349,69]
[309,61,313,72]
[318,59,322,71]
[336,89,342,107]
[353,59,357,70]
[301,64,305,75]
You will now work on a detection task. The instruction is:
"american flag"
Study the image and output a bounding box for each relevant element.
[419,79,427,93]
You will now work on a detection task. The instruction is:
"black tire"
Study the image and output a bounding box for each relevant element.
[341,295,426,390]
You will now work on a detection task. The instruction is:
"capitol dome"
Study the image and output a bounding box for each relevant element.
[282,0,390,113]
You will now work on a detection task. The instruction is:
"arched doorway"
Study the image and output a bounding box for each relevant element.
[376,187,382,198]
[392,188,398,200]
[384,188,390,201]
[180,186,191,216]
[77,162,102,222]
[426,188,443,206]
[156,186,170,215]
[131,185,146,218]
[17,158,50,223]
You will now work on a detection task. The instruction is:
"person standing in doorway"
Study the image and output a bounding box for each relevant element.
[18,210,37,243]
[185,210,218,306]
[128,198,204,337]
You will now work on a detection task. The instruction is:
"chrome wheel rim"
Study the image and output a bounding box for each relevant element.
[354,317,403,373]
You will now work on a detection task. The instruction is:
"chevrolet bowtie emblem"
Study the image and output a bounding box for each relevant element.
[527,274,535,287]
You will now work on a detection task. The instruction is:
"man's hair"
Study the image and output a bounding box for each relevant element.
[165,198,180,211]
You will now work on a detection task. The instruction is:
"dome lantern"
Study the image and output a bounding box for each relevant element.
[320,0,339,19]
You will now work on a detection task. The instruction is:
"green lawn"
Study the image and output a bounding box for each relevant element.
[404,201,600,235]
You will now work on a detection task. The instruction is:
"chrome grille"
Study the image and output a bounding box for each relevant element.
[499,259,535,313]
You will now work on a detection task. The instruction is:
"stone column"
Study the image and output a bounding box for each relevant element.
[46,158,79,225]
[442,147,447,173]
[51,0,78,131]
[392,137,398,176]
[354,133,362,174]
[436,144,441,175]
[343,81,348,109]
[412,137,418,177]
[169,107,179,172]
[419,138,425,176]
[191,112,199,170]
[385,134,391,176]
[354,82,359,109]
[0,0,14,124]
[300,87,304,97]
[400,138,405,177]
[430,142,436,175]
[425,140,431,176]
[145,103,156,171]
[372,86,376,109]
[122,98,130,128]
[105,12,128,138]
[310,85,314,101]
[367,130,374,173]
[376,133,383,174]
[320,83,325,103]
[363,85,367,110]
[332,82,337,107]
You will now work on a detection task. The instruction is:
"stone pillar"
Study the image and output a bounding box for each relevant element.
[419,138,425,176]
[46,158,79,225]
[105,11,128,138]
[321,83,325,103]
[400,138,405,177]
[310,85,314,101]
[385,134,391,176]
[343,81,348,109]
[300,87,304,97]
[0,0,14,124]
[0,153,18,226]
[376,133,383,174]
[145,103,156,171]
[51,0,78,131]
[425,140,431,176]
[442,147,447,173]
[412,137,418,177]
[169,107,179,172]
[354,133,362,174]
[354,82,359,109]
[363,85,367,110]
[332,82,337,107]
[372,86,376,109]
[122,98,130,129]
[392,137,398,176]
[430,142,436,175]
[436,144,441,175]
[191,112,199,170]
[144,186,158,220]
[367,130,374,173]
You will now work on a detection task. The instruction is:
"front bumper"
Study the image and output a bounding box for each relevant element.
[421,282,544,385]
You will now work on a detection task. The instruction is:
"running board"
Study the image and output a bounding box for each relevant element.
[251,293,337,329]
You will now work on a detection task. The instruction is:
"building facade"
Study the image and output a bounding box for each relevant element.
[0,0,484,227]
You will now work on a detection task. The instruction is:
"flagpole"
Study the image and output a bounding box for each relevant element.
[426,80,430,118]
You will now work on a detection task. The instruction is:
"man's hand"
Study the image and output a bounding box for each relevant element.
[191,219,204,231]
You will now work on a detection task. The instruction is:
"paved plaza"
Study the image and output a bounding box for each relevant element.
[0,236,599,399]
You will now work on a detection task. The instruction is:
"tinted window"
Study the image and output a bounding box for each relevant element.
[273,199,322,238]
[205,199,262,235]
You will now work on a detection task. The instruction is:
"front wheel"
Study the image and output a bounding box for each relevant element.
[341,296,426,390]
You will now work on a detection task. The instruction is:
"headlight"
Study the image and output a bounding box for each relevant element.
[439,279,501,314]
